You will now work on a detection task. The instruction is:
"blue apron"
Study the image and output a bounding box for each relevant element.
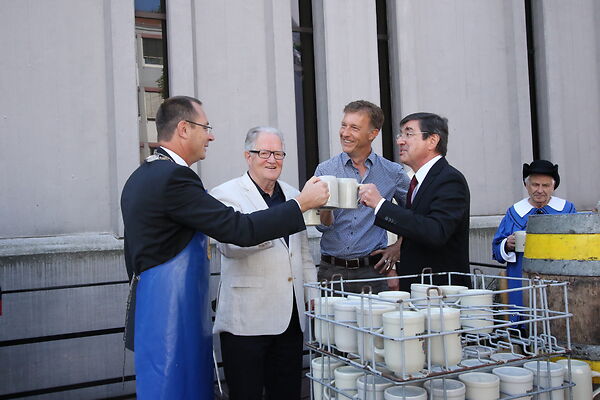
[134,233,213,399]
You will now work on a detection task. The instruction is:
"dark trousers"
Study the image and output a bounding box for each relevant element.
[317,260,388,295]
[220,303,304,400]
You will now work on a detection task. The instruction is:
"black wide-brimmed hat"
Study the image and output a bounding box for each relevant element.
[522,160,560,189]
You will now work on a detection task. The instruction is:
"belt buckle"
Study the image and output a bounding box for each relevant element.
[345,258,360,269]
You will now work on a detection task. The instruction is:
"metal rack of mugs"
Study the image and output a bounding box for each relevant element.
[305,269,578,400]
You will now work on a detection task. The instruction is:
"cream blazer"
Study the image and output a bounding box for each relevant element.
[210,173,317,335]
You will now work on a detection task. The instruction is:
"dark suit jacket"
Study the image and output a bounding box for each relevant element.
[120,148,305,278]
[375,157,470,287]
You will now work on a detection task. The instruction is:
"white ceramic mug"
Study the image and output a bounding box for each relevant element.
[555,359,600,400]
[514,230,527,252]
[314,296,346,345]
[458,372,500,400]
[421,307,462,367]
[311,356,344,400]
[333,365,364,400]
[337,178,360,209]
[439,285,469,296]
[492,366,533,400]
[384,385,427,400]
[523,361,565,400]
[424,378,466,400]
[303,208,322,226]
[333,300,360,353]
[374,310,425,376]
[355,302,396,362]
[377,290,411,304]
[410,283,441,306]
[356,374,393,400]
[320,175,339,208]
[459,289,494,333]
[439,285,469,305]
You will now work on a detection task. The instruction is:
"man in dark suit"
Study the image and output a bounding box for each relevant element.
[358,112,470,291]
[120,96,329,399]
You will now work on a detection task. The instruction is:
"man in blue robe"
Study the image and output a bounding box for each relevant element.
[492,160,576,321]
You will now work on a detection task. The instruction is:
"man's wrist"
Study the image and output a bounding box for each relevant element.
[500,237,516,262]
[292,198,302,210]
[374,198,386,214]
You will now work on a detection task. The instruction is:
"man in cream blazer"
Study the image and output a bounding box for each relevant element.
[210,126,317,400]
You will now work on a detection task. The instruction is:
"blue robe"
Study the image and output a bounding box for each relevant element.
[492,196,576,320]
[134,232,213,399]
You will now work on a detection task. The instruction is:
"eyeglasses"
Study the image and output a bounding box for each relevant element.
[248,150,286,160]
[185,120,213,134]
[395,131,431,140]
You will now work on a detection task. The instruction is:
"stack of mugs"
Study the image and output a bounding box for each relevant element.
[312,282,500,377]
[310,285,587,400]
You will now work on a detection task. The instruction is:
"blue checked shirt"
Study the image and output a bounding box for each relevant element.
[315,151,410,259]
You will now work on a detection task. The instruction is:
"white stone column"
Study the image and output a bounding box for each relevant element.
[106,0,139,236]
[167,0,196,97]
[531,0,600,210]
[387,0,533,215]
[189,0,299,189]
[312,0,382,161]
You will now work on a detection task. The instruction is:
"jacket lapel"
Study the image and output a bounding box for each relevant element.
[240,174,291,250]
[411,157,447,209]
[239,173,269,211]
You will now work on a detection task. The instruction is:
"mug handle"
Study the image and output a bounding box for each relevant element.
[372,327,384,350]
[323,380,334,400]
[372,327,389,360]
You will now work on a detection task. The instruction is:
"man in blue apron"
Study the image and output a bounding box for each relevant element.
[120,96,329,399]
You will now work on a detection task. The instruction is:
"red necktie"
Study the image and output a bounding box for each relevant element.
[406,176,418,208]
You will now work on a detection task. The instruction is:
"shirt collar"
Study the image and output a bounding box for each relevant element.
[246,171,283,199]
[513,196,567,218]
[341,150,376,166]
[160,146,188,167]
[414,154,442,184]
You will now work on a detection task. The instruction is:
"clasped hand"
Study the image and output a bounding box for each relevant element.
[358,183,383,208]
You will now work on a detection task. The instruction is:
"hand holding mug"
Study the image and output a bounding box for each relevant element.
[513,230,526,252]
[504,234,516,252]
[296,176,329,212]
[358,183,383,208]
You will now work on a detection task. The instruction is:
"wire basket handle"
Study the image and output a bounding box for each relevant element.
[420,267,434,285]
[472,267,485,289]
[330,273,344,296]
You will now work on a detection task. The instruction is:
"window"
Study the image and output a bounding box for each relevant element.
[135,0,168,162]
[142,37,164,65]
[376,0,394,161]
[292,0,318,184]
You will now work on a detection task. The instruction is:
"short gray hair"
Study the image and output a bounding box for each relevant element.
[244,126,285,150]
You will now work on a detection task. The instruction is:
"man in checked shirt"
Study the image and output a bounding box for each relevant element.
[315,100,410,294]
